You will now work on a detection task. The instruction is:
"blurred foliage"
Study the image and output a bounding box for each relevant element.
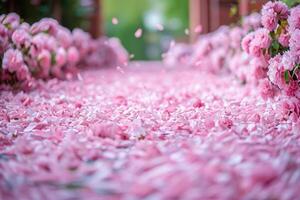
[0,0,91,30]
[281,0,300,7]
[229,4,238,17]
[103,0,189,60]
[1,0,189,60]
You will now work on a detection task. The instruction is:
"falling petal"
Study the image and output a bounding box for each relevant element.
[155,23,164,31]
[184,28,190,35]
[112,17,119,25]
[194,25,202,33]
[135,28,143,38]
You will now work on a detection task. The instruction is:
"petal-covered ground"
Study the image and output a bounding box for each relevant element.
[1,62,300,200]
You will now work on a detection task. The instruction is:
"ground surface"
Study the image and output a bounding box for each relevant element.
[1,62,300,200]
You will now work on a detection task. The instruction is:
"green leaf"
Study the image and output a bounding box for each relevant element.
[270,31,276,40]
[281,0,300,8]
[284,71,290,83]
[270,40,281,57]
[273,40,280,50]
[51,52,56,65]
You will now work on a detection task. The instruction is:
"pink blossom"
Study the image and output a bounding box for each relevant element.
[285,80,299,96]
[30,18,59,35]
[106,38,129,65]
[1,12,129,88]
[243,28,271,57]
[56,27,73,48]
[242,32,255,53]
[278,97,300,119]
[254,28,271,49]
[267,55,286,89]
[193,99,204,108]
[19,22,30,31]
[72,28,90,44]
[272,1,289,19]
[261,9,277,31]
[242,12,262,31]
[2,49,24,73]
[72,28,91,56]
[164,43,193,67]
[37,49,51,77]
[289,29,300,60]
[218,117,233,129]
[0,24,9,53]
[67,46,80,64]
[31,33,48,51]
[2,12,20,31]
[44,35,57,51]
[251,57,268,80]
[261,1,288,31]
[55,47,67,67]
[16,64,30,81]
[249,40,263,57]
[11,28,31,48]
[278,31,290,47]
[259,78,276,99]
[288,5,300,31]
[31,33,57,51]
[281,51,296,71]
[230,27,244,48]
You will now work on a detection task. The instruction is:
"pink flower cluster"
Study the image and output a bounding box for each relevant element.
[164,1,299,104]
[164,13,263,83]
[242,2,300,100]
[0,13,128,90]
[261,1,289,31]
[164,26,243,73]
[242,28,272,57]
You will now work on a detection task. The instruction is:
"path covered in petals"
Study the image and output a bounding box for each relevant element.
[1,62,300,200]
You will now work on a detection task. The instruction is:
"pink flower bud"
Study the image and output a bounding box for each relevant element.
[67,46,80,65]
[55,47,67,67]
[2,49,24,73]
[37,49,51,71]
[16,63,30,81]
[12,28,31,48]
[288,5,300,32]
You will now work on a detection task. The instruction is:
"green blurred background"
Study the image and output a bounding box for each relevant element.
[0,0,189,60]
[103,0,189,60]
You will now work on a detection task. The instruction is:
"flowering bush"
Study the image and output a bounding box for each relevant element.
[242,1,300,99]
[164,1,299,102]
[164,13,263,83]
[0,13,128,90]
